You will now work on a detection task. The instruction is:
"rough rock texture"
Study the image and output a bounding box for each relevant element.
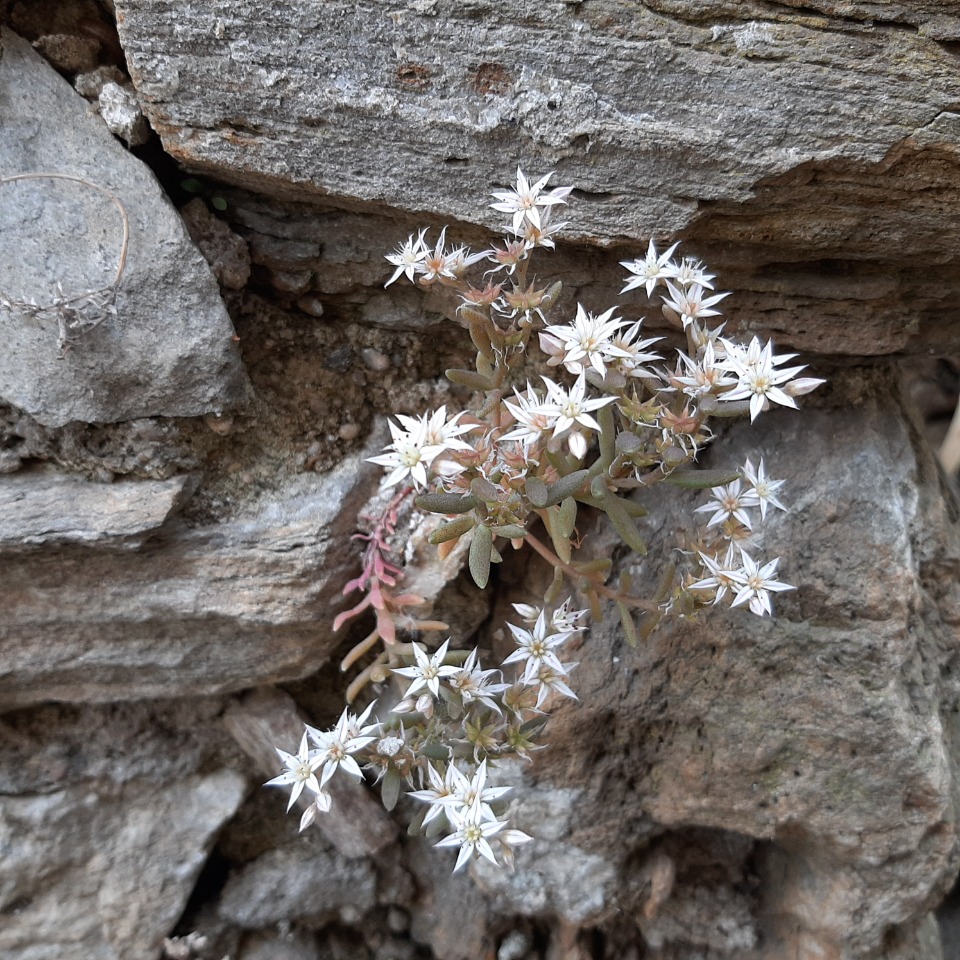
[0,450,378,708]
[0,27,248,427]
[482,368,960,958]
[0,469,195,550]
[1,2,959,959]
[0,699,248,960]
[116,0,960,356]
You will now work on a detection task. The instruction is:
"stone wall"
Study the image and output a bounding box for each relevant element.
[1,2,960,958]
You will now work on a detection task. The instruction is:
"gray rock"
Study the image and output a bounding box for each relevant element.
[97,80,150,145]
[0,27,249,427]
[238,931,321,960]
[0,469,195,550]
[519,367,960,957]
[0,767,246,960]
[0,447,379,707]
[180,198,252,291]
[115,0,960,355]
[218,839,377,929]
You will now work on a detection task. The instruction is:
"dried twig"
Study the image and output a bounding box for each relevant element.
[0,172,130,352]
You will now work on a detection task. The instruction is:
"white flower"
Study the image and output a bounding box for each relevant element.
[436,795,509,872]
[729,552,795,616]
[719,337,808,422]
[689,547,744,605]
[540,374,616,449]
[669,341,737,398]
[384,229,428,287]
[544,304,632,377]
[503,608,572,684]
[621,240,680,297]
[307,707,378,787]
[741,457,787,520]
[500,382,558,449]
[509,205,568,249]
[409,762,459,825]
[420,227,457,283]
[490,167,573,234]
[609,319,664,380]
[443,760,512,824]
[532,661,579,709]
[409,405,476,453]
[663,256,715,289]
[512,600,587,636]
[448,649,509,713]
[662,281,730,328]
[264,732,325,811]
[367,407,471,489]
[447,243,493,277]
[392,639,459,698]
[694,479,759,530]
[367,416,445,489]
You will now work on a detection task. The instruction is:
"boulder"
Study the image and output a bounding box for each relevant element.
[0,27,248,428]
[0,449,378,708]
[115,0,960,355]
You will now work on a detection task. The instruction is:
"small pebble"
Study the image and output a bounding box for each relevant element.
[204,413,234,435]
[297,295,325,317]
[339,422,361,441]
[361,348,391,372]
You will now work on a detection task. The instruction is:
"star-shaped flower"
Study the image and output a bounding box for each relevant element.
[393,639,459,698]
[729,552,795,616]
[384,229,428,287]
[264,732,325,811]
[620,240,680,297]
[490,167,573,233]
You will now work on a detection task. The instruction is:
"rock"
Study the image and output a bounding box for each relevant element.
[0,699,247,960]
[471,770,619,926]
[0,28,248,428]
[180,198,252,291]
[0,469,195,551]
[515,367,960,956]
[116,0,960,355]
[407,838,494,960]
[97,80,151,145]
[238,931,321,960]
[218,836,377,929]
[34,32,100,72]
[0,447,379,707]
[74,64,126,99]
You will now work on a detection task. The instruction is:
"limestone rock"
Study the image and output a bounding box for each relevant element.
[218,837,377,930]
[513,367,960,957]
[115,0,960,355]
[0,469,195,551]
[180,197,252,291]
[97,80,150,145]
[0,448,379,708]
[0,699,247,960]
[0,27,248,428]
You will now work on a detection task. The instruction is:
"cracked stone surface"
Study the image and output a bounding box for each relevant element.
[116,0,960,355]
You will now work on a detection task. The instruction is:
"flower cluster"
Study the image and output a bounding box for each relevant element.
[268,602,584,872]
[269,169,823,876]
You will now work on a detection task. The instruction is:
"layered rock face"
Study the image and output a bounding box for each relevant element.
[1,1,960,958]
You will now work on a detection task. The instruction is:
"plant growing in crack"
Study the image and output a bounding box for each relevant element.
[267,168,824,874]
[0,172,129,353]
